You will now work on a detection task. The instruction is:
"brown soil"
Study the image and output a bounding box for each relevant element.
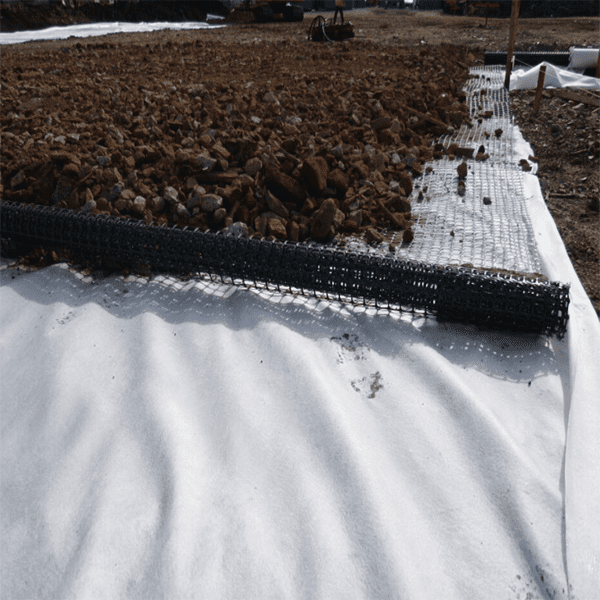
[1,7,598,315]
[510,90,600,316]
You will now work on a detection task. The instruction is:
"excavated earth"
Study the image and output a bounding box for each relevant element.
[510,90,599,316]
[1,7,598,315]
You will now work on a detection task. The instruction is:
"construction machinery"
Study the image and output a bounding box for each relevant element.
[228,0,305,22]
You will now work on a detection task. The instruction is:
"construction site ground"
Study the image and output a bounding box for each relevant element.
[1,7,598,316]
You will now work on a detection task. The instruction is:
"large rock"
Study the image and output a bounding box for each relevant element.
[132,196,146,215]
[196,152,218,172]
[200,193,223,212]
[244,157,262,177]
[268,218,287,240]
[266,190,289,219]
[264,166,306,206]
[398,172,413,196]
[310,198,337,242]
[163,186,179,205]
[300,156,329,195]
[327,169,349,196]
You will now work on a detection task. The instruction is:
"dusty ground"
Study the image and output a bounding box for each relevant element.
[511,90,599,316]
[1,7,598,314]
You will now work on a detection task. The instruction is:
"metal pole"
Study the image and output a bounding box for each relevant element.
[504,0,521,90]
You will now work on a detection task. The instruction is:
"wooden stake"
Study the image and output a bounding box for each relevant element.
[532,65,546,113]
[504,0,522,89]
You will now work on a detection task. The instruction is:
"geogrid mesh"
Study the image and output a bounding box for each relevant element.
[0,199,569,337]
[0,68,569,336]
[403,160,541,274]
[372,66,543,276]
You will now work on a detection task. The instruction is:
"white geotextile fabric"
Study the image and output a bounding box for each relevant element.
[0,20,224,46]
[569,47,600,71]
[524,174,600,600]
[510,61,600,91]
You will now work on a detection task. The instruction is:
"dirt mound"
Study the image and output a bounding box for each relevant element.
[0,38,474,248]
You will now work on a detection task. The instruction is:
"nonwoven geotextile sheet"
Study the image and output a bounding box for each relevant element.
[0,21,224,45]
[0,265,573,600]
[2,194,599,600]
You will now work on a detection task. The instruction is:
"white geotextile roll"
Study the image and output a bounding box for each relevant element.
[569,47,599,70]
[510,62,600,91]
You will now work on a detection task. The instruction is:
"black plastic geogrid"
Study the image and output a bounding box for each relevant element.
[0,201,570,337]
[484,51,598,77]
[484,51,571,68]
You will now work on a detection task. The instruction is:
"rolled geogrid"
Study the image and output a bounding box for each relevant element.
[0,199,569,337]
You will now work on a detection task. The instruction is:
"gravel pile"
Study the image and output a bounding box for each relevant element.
[1,39,475,246]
